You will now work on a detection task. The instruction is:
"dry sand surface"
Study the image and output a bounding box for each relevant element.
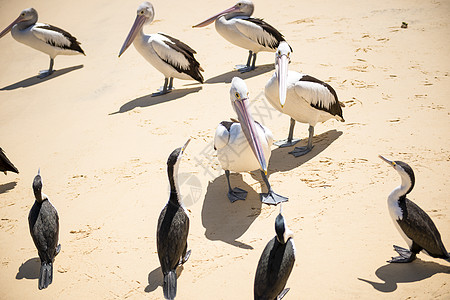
[1,0,449,299]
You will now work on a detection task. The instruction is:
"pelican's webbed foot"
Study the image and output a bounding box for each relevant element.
[289,145,314,157]
[260,190,288,205]
[274,138,301,148]
[228,187,248,202]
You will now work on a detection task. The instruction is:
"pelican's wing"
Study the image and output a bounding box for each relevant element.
[293,75,342,116]
[152,33,204,82]
[234,17,286,50]
[214,121,234,150]
[31,23,84,54]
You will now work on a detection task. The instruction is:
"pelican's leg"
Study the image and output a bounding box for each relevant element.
[225,170,247,202]
[235,50,254,73]
[152,78,171,96]
[388,245,417,263]
[274,118,301,147]
[260,170,288,205]
[168,77,174,91]
[38,58,54,78]
[250,52,257,71]
[289,125,315,157]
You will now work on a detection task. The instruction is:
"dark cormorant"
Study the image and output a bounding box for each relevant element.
[0,147,19,175]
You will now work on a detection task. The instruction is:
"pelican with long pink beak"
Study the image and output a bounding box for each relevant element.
[214,77,287,205]
[265,42,345,156]
[193,0,290,73]
[119,2,204,96]
[0,7,85,78]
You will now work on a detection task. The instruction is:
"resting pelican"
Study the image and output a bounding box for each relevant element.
[193,0,290,73]
[214,77,288,205]
[0,7,85,78]
[265,42,344,156]
[119,2,204,96]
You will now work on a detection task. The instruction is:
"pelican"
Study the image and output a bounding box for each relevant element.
[193,0,290,73]
[29,169,61,289]
[254,206,295,299]
[119,2,204,96]
[379,155,450,263]
[0,7,85,78]
[0,147,19,175]
[157,139,191,299]
[265,41,344,156]
[214,77,288,205]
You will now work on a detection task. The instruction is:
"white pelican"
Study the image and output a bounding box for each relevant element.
[0,7,85,78]
[119,2,204,96]
[193,0,290,73]
[265,42,345,156]
[214,77,288,205]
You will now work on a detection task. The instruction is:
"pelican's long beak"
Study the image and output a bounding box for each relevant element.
[192,5,239,28]
[277,54,289,108]
[233,98,268,174]
[0,15,24,39]
[181,138,191,154]
[118,14,147,57]
[379,155,396,167]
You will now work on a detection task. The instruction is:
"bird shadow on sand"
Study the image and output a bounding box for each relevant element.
[1,65,84,90]
[358,259,450,293]
[144,265,184,293]
[0,181,17,194]
[16,257,40,280]
[109,86,202,115]
[205,63,274,84]
[201,174,262,249]
[267,129,343,175]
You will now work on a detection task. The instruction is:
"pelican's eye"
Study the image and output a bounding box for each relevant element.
[235,92,240,99]
[287,52,290,58]
[247,92,249,97]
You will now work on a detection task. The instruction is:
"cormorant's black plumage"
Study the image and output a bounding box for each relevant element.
[28,172,60,290]
[0,147,19,174]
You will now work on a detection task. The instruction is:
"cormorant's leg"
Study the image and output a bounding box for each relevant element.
[225,170,247,202]
[274,118,301,147]
[179,243,191,265]
[235,50,254,73]
[289,125,315,157]
[388,245,417,263]
[55,244,61,257]
[152,78,171,96]
[38,58,55,78]
[278,288,290,300]
[259,170,288,205]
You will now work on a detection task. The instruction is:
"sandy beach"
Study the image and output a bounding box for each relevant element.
[0,0,449,299]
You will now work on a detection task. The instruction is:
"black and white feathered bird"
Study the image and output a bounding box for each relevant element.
[0,147,19,175]
[157,140,192,299]
[0,7,85,77]
[379,155,450,263]
[265,42,344,156]
[254,207,295,299]
[28,169,61,289]
[193,0,290,73]
[119,2,204,96]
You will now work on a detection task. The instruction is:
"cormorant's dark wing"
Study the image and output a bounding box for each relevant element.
[397,198,448,258]
[0,147,19,174]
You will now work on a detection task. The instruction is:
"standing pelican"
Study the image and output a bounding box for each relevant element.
[0,147,19,175]
[214,77,287,205]
[265,42,344,156]
[28,169,61,289]
[0,8,85,78]
[193,0,290,73]
[119,2,204,96]
[254,207,295,299]
[157,139,192,299]
[379,155,450,263]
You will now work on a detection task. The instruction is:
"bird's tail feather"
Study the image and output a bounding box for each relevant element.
[163,271,177,300]
[38,262,53,290]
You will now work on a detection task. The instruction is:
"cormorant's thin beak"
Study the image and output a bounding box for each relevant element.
[0,15,24,39]
[277,54,289,108]
[233,98,268,174]
[378,155,396,167]
[119,14,147,57]
[192,5,239,28]
[181,139,191,154]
